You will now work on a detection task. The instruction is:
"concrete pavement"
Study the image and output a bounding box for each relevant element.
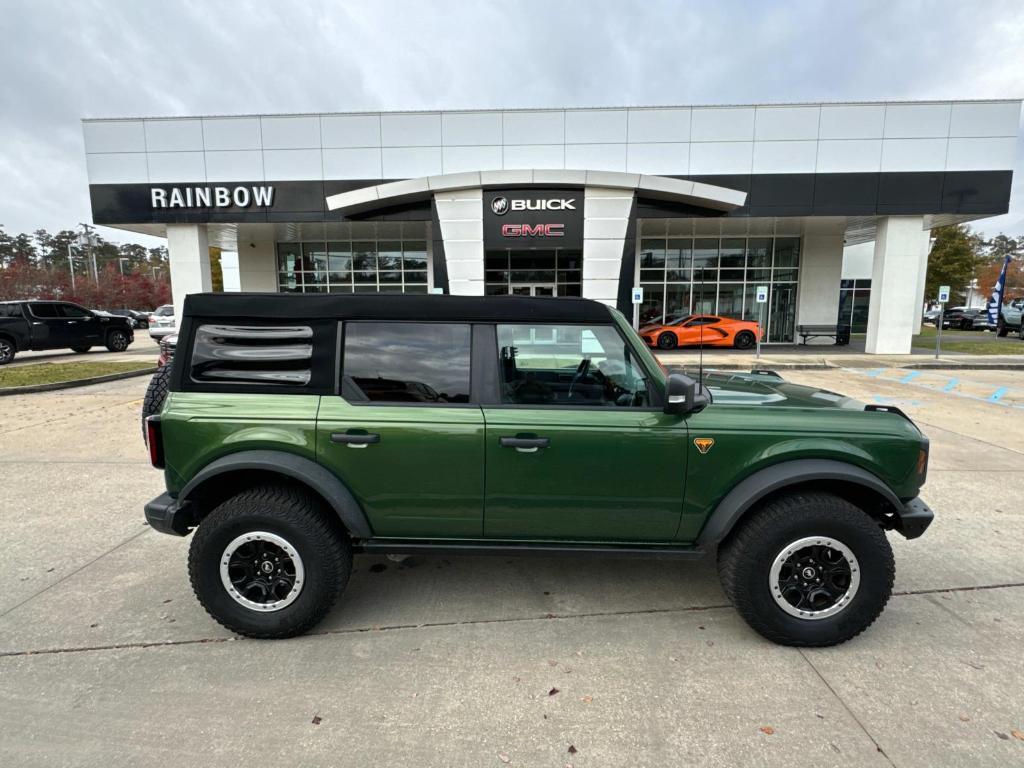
[1,371,1023,766]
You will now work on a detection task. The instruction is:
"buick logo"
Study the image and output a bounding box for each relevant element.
[491,196,509,215]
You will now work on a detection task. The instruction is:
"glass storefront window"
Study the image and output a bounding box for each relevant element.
[838,279,872,333]
[277,236,431,294]
[636,235,801,342]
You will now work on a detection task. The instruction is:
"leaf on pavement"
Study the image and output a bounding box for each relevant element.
[567,745,578,754]
[498,753,511,763]
[548,687,560,696]
[1011,730,1024,741]
[311,714,322,725]
[759,726,775,735]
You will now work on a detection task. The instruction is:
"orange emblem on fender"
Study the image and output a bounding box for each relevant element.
[694,437,715,455]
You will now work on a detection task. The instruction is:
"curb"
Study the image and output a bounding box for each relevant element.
[0,367,157,396]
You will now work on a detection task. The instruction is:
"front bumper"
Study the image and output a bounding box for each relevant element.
[144,492,195,536]
[894,496,934,539]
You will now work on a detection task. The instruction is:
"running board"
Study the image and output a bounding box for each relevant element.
[355,539,706,560]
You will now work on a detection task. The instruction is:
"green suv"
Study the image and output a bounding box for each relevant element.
[143,293,932,646]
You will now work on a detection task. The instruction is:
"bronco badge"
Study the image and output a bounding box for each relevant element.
[694,437,715,454]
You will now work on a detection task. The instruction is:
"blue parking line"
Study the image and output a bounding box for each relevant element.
[865,368,886,378]
[989,387,1009,403]
[900,371,921,384]
[942,378,959,392]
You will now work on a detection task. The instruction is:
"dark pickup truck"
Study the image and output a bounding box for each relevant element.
[0,300,134,364]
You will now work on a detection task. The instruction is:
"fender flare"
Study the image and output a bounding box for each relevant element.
[178,449,373,539]
[695,459,902,547]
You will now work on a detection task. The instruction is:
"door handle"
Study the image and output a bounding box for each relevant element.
[499,436,550,453]
[330,432,380,448]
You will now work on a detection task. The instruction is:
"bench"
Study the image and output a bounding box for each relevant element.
[797,324,851,346]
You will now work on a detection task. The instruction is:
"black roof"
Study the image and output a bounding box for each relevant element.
[183,293,616,323]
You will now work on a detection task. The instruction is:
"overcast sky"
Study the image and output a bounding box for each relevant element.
[2,0,1023,248]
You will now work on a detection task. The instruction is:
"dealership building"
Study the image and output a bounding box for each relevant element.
[83,99,1021,352]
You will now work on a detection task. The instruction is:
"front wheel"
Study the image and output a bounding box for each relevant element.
[657,332,678,350]
[734,330,755,350]
[188,486,352,638]
[996,319,1008,337]
[106,329,130,352]
[0,338,14,365]
[717,492,894,647]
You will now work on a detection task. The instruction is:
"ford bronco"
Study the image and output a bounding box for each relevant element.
[143,293,932,646]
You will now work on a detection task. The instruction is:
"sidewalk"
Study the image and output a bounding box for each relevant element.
[656,347,1024,371]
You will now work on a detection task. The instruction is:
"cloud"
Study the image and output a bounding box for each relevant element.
[1,0,1022,244]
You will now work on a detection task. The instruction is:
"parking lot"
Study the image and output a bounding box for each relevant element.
[1,367,1022,767]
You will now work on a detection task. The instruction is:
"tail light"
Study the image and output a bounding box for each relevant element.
[146,416,165,469]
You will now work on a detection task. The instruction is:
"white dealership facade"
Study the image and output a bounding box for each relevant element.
[83,99,1021,352]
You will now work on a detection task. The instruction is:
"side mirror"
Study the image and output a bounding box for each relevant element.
[663,372,710,415]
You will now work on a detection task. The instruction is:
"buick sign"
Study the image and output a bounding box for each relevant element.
[483,188,583,249]
[491,196,509,215]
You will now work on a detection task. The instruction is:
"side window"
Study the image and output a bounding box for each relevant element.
[28,303,59,318]
[497,324,651,408]
[342,323,471,404]
[0,304,23,318]
[59,304,91,319]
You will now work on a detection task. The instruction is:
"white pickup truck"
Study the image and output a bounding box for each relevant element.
[997,297,1023,337]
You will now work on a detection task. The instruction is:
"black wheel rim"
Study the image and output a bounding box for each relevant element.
[769,537,860,620]
[658,334,675,349]
[220,531,304,612]
[111,332,127,350]
[0,342,11,362]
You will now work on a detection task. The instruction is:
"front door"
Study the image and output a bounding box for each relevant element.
[315,321,485,538]
[483,321,687,541]
[510,283,556,297]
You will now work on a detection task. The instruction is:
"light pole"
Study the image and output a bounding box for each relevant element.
[66,242,76,293]
[118,258,130,308]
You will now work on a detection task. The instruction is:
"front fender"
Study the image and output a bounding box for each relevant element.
[694,458,903,547]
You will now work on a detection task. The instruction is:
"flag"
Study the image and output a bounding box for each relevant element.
[987,255,1012,325]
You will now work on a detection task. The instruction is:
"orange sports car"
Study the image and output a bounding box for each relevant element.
[639,314,763,350]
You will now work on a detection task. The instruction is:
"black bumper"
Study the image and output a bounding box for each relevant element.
[895,497,934,539]
[144,492,194,536]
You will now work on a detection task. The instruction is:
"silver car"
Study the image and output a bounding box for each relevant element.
[148,304,176,342]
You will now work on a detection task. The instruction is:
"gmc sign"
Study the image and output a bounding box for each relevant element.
[483,188,583,249]
[501,223,565,237]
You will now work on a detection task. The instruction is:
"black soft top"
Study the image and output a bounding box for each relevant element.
[183,293,615,324]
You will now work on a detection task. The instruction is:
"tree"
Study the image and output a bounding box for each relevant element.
[924,225,985,303]
[976,235,1023,303]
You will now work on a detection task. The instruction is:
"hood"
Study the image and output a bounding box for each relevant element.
[698,370,864,409]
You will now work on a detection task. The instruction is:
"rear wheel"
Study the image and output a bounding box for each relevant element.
[0,338,14,365]
[657,332,678,350]
[106,329,130,352]
[734,330,755,350]
[996,318,1008,337]
[718,492,894,646]
[188,486,352,639]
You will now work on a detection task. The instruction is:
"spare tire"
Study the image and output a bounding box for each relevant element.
[142,365,172,444]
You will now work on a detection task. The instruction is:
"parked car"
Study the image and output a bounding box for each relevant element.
[148,304,176,342]
[157,333,176,367]
[0,300,134,364]
[922,308,941,326]
[997,297,1023,338]
[639,313,762,350]
[946,307,994,331]
[141,293,933,646]
[107,308,150,329]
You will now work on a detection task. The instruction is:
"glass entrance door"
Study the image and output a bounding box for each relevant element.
[511,284,556,297]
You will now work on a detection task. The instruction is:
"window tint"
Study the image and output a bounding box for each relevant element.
[343,323,471,404]
[59,304,91,318]
[0,304,23,318]
[28,303,59,318]
[497,324,651,408]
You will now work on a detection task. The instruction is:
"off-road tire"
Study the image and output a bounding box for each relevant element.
[0,337,15,365]
[657,332,678,350]
[734,331,755,350]
[141,366,172,443]
[717,492,894,647]
[188,486,351,639]
[71,345,91,353]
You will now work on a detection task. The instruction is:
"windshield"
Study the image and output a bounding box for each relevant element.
[664,313,691,326]
[154,305,174,317]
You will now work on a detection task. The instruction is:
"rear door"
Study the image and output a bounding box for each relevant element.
[481,322,687,541]
[316,321,485,538]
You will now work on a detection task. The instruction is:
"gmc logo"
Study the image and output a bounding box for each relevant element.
[501,223,565,238]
